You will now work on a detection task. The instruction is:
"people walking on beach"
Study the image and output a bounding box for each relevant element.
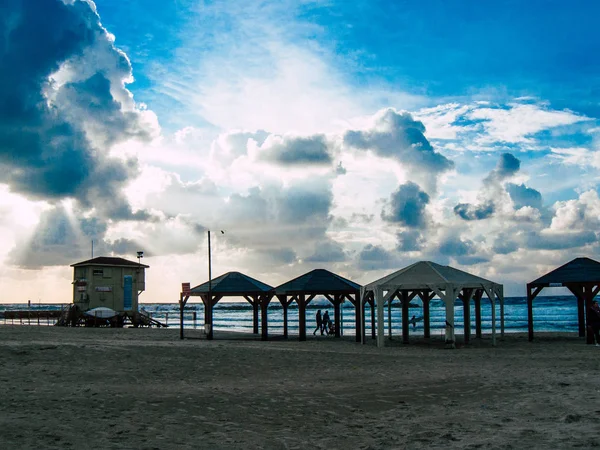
[589,300,600,346]
[313,309,323,335]
[322,310,331,335]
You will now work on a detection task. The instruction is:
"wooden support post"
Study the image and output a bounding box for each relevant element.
[577,295,585,337]
[193,311,197,329]
[463,296,471,345]
[462,288,473,345]
[283,301,289,338]
[252,298,259,334]
[179,293,185,340]
[475,289,483,339]
[299,294,306,341]
[354,293,361,342]
[334,295,341,338]
[260,295,269,341]
[165,312,169,326]
[205,295,214,340]
[402,291,409,344]
[370,300,376,339]
[387,297,393,340]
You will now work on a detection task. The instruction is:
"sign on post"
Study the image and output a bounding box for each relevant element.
[182,282,191,294]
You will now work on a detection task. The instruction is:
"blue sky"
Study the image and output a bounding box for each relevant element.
[1,0,599,302]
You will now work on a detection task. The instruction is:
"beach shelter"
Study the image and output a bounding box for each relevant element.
[180,272,273,340]
[274,269,362,342]
[362,261,504,348]
[527,257,600,344]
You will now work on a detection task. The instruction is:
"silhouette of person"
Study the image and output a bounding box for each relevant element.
[410,315,417,329]
[322,310,331,335]
[313,309,323,335]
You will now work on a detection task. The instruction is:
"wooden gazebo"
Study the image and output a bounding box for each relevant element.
[363,261,504,348]
[527,257,600,344]
[274,269,362,342]
[179,271,273,340]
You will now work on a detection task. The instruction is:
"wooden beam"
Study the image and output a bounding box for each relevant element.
[354,292,361,343]
[252,295,259,334]
[299,294,307,341]
[334,294,341,338]
[370,299,376,339]
[179,293,186,340]
[260,294,271,341]
[527,284,539,342]
[462,288,474,345]
[474,289,483,339]
[418,290,432,338]
[567,285,586,337]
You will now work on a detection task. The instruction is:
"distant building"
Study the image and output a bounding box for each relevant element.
[71,257,149,312]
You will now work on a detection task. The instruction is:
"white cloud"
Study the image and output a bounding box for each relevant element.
[467,103,588,144]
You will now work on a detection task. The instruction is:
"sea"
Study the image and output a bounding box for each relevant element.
[0,296,581,336]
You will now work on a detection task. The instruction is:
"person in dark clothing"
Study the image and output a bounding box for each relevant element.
[322,310,331,335]
[589,300,600,346]
[313,310,323,335]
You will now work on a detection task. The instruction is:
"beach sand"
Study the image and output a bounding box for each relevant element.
[0,326,599,449]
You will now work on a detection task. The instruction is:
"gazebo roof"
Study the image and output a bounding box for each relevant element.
[364,261,501,291]
[189,271,273,295]
[529,257,600,286]
[274,269,361,295]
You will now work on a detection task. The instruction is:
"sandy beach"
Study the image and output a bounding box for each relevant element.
[0,326,599,449]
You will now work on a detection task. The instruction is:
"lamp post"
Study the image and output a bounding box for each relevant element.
[206,230,224,340]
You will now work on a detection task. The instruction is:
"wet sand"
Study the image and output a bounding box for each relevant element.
[0,326,599,449]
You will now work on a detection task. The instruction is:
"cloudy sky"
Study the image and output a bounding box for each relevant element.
[1,0,599,303]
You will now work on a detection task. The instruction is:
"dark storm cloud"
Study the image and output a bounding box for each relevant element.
[277,183,332,224]
[56,73,152,146]
[524,230,597,250]
[343,108,454,174]
[305,240,346,263]
[259,135,332,166]
[453,202,495,221]
[484,153,521,184]
[438,236,475,257]
[10,206,86,267]
[0,0,151,203]
[357,244,398,270]
[382,182,430,228]
[492,234,519,255]
[505,183,543,209]
[396,230,424,252]
[454,153,522,221]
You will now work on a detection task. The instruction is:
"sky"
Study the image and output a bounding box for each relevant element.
[1,0,600,303]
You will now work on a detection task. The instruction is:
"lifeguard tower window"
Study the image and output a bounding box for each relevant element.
[93,269,103,277]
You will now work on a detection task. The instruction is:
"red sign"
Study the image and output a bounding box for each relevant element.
[182,282,191,294]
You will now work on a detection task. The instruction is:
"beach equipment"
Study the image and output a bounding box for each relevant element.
[180,272,273,340]
[273,269,361,342]
[527,257,600,344]
[362,261,504,349]
[84,307,118,319]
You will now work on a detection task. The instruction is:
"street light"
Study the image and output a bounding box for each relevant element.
[206,230,224,340]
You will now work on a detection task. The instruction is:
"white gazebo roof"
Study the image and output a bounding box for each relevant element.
[361,261,504,349]
[364,261,502,292]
